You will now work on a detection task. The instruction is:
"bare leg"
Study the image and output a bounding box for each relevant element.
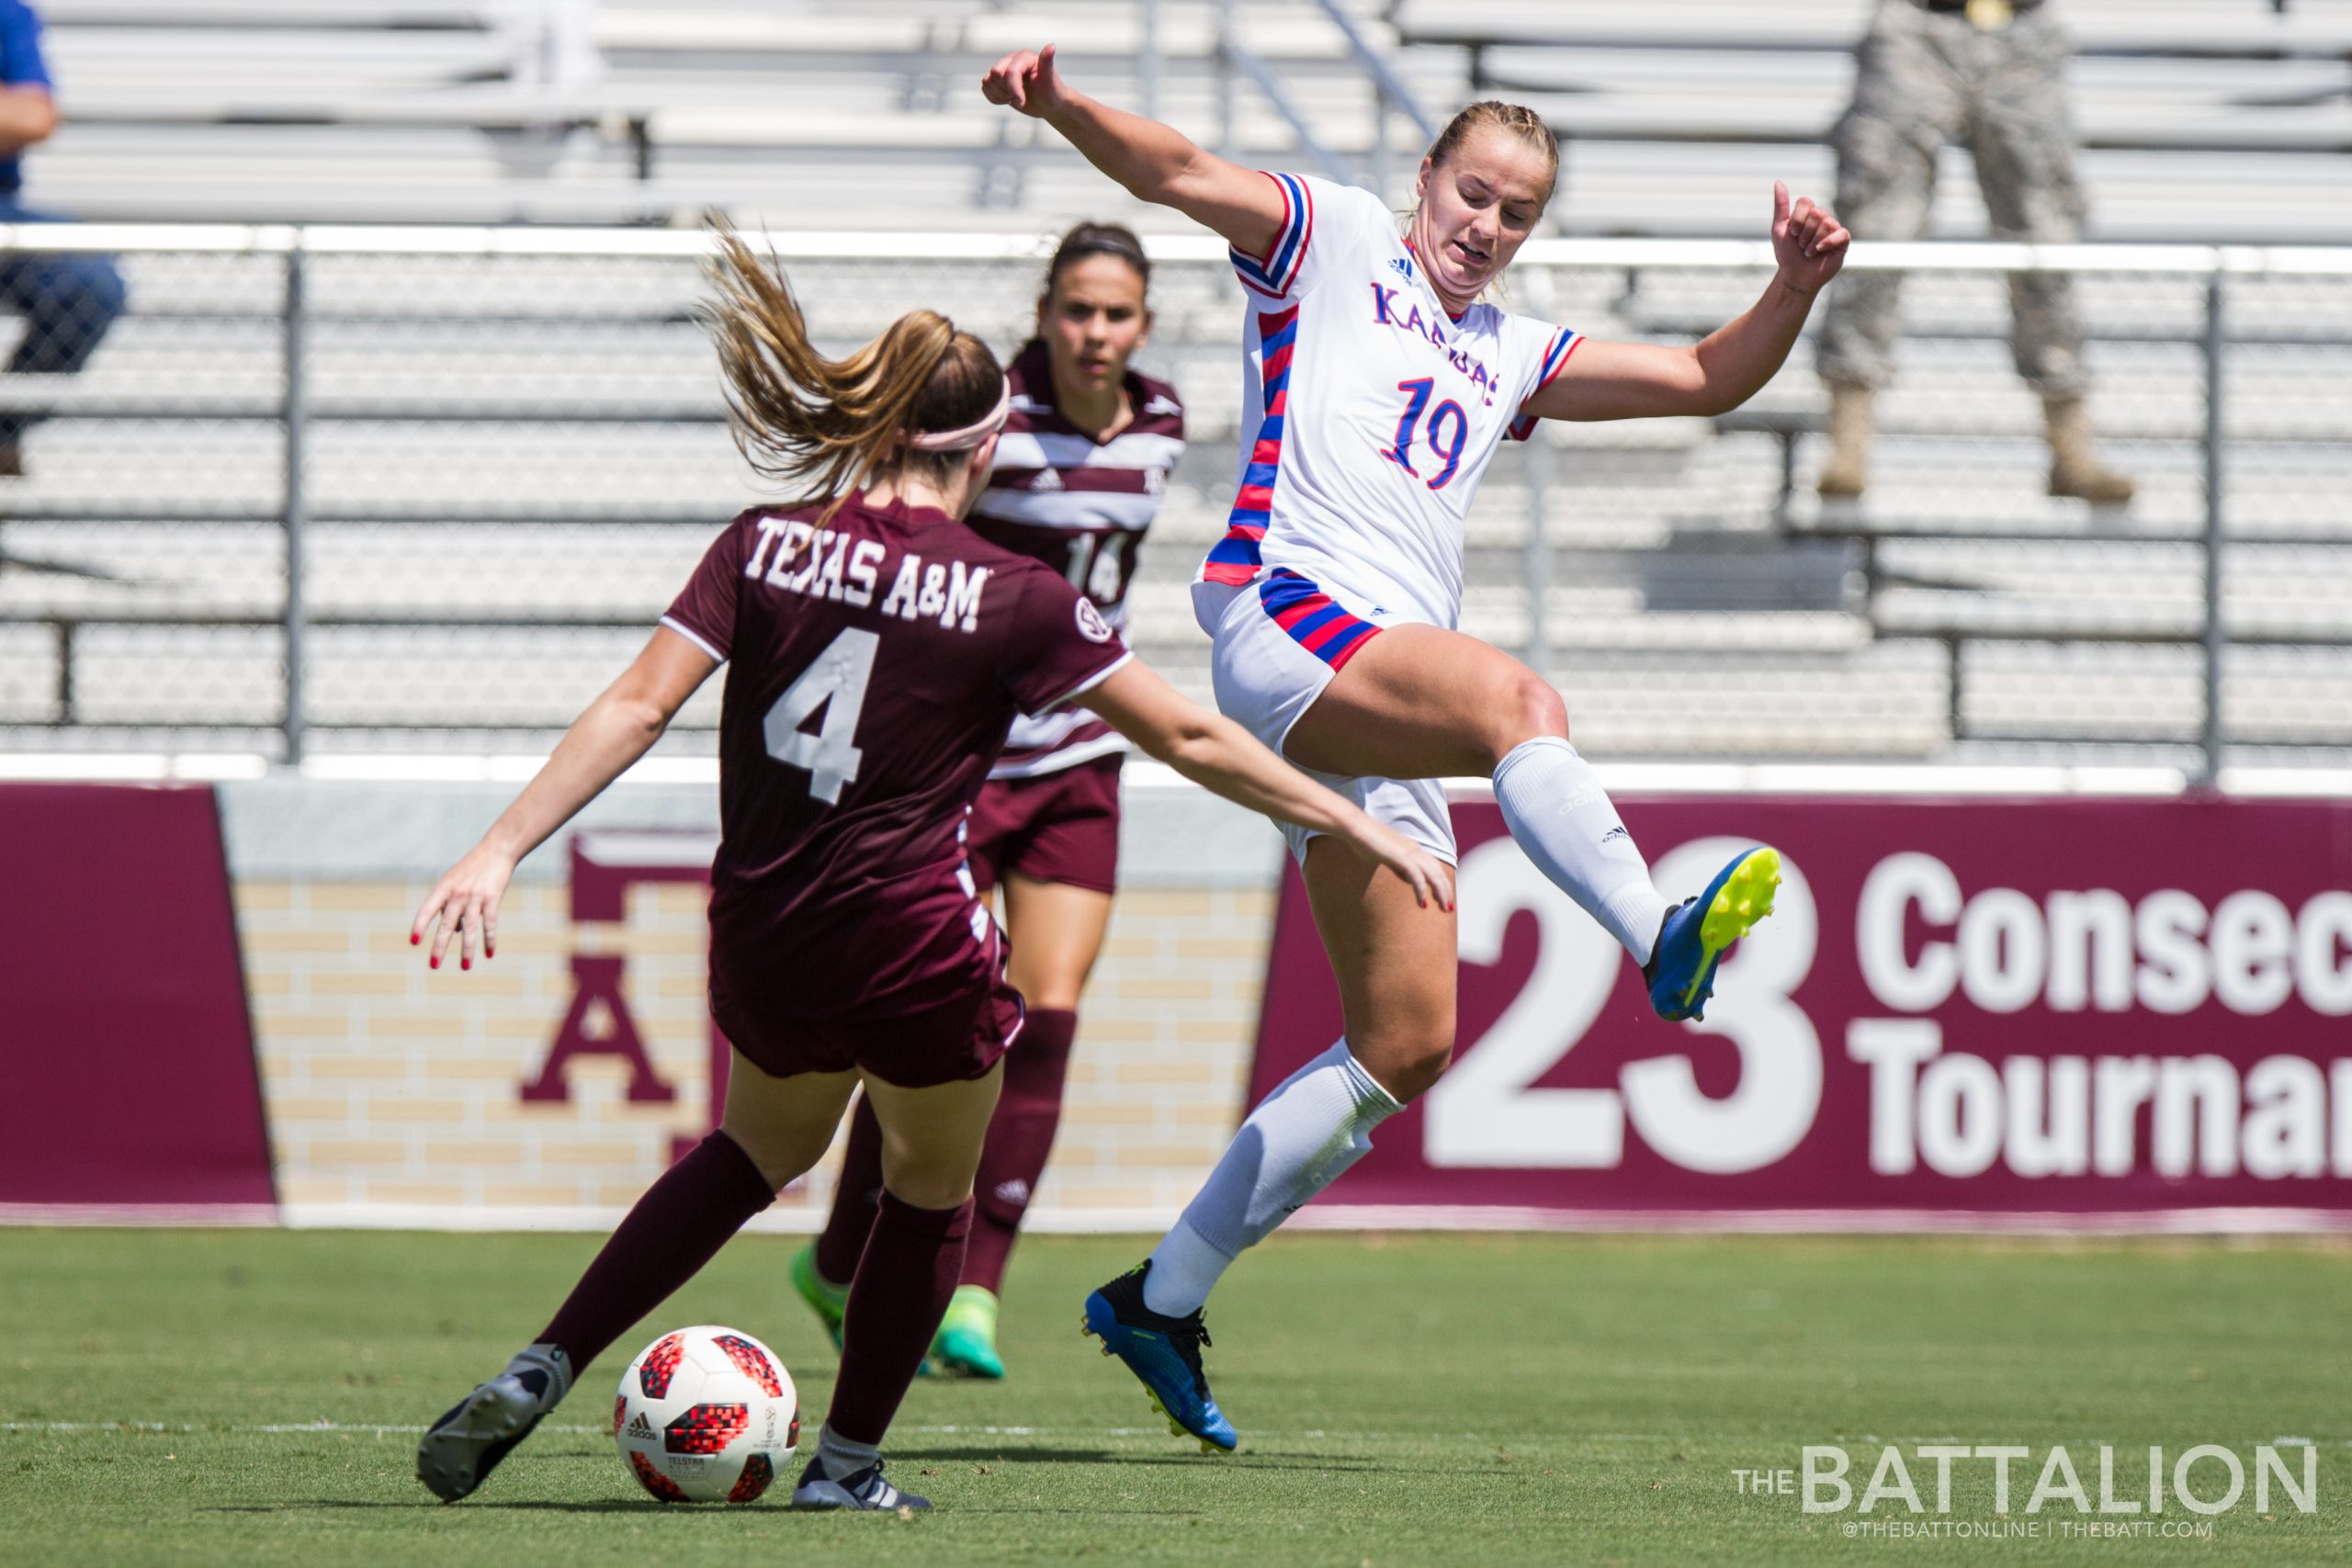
[959,873,1107,1303]
[1299,834,1457,1101]
[1288,622,1671,964]
[1001,874,1114,1010]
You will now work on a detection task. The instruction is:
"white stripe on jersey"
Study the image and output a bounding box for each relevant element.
[989,728,1130,779]
[969,488,1161,532]
[658,614,726,663]
[993,430,1186,473]
[1005,705,1099,752]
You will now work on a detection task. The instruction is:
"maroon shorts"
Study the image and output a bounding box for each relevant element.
[715,972,1025,1090]
[967,755,1124,897]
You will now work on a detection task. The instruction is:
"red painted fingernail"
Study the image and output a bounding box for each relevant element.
[461,957,471,971]
[486,944,496,959]
[430,955,440,969]
[409,931,419,945]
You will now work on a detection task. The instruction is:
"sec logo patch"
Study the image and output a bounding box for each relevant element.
[1074,599,1114,644]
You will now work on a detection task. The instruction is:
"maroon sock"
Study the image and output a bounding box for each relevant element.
[537,1131,775,1371]
[963,1007,1077,1295]
[825,1192,972,1445]
[812,1091,885,1286]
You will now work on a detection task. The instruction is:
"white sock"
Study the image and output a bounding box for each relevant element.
[1491,736,1672,965]
[506,1343,571,1407]
[1141,1040,1401,1318]
[815,1423,879,1482]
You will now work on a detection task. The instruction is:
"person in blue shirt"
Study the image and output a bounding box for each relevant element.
[0,1,124,476]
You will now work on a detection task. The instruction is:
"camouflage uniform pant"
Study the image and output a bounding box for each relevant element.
[1816,0,2092,398]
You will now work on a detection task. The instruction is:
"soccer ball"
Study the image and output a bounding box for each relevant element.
[614,1325,799,1503]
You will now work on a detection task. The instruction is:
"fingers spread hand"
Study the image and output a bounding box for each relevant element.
[412,887,448,954]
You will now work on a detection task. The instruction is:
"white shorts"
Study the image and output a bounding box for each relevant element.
[1192,570,1456,867]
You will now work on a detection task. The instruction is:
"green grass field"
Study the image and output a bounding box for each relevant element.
[2,1227,2348,1566]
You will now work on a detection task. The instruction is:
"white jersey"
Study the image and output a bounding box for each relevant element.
[1195,173,1579,631]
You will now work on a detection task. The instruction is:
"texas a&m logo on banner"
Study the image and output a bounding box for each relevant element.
[520,830,729,1163]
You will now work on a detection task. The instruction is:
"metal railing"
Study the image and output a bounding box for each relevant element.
[1210,0,1440,202]
[0,224,2347,783]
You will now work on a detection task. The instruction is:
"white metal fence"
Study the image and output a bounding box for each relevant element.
[0,224,2347,782]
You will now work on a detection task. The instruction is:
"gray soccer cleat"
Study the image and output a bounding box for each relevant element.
[415,1343,572,1502]
[788,1456,931,1512]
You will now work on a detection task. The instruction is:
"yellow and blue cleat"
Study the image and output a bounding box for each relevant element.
[1081,1263,1237,1453]
[1644,846,1781,1022]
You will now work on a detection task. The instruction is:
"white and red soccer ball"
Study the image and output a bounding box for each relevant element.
[614,1325,799,1503]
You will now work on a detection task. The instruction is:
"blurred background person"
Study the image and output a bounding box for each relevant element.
[0,0,123,478]
[1815,0,2132,505]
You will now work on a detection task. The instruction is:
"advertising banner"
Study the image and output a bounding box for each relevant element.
[1250,797,2352,1228]
[1,783,277,1220]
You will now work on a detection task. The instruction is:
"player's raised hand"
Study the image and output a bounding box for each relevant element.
[1770,180,1849,296]
[981,42,1068,118]
[410,841,515,973]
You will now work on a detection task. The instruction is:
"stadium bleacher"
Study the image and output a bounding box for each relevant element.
[0,1,2346,773]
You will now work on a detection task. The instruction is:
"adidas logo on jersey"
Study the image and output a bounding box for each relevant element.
[1029,468,1064,492]
[992,1179,1032,1207]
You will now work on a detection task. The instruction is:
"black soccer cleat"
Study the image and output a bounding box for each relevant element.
[415,1344,571,1502]
[788,1456,931,1511]
[1080,1262,1237,1452]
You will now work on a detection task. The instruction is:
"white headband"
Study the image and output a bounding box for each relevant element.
[905,377,1012,451]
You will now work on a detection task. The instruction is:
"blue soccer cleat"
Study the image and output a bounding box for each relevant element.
[1644,846,1781,1022]
[1081,1263,1237,1453]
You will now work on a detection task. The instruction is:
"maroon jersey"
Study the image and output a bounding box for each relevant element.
[661,494,1132,1020]
[969,340,1183,778]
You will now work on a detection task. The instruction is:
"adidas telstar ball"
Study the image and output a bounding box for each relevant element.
[614,1325,799,1503]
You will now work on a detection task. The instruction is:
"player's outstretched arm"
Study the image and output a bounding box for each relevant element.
[1525,181,1850,423]
[1079,660,1455,910]
[981,43,1285,263]
[408,626,718,970]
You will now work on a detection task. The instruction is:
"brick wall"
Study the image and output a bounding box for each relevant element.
[241,874,1275,1230]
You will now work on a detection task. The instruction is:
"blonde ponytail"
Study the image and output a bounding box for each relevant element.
[702,227,1004,517]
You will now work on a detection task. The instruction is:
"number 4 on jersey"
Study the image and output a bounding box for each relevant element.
[763,627,877,804]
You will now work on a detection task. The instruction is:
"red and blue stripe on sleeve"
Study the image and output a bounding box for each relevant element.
[1507,328,1582,442]
[1228,173,1314,300]
[1201,304,1299,586]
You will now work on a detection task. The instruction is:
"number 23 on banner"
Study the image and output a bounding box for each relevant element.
[1426,836,1823,1175]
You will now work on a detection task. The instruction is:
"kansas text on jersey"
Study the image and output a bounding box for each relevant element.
[1202,171,1579,633]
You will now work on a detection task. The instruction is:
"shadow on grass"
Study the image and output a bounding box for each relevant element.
[209,1498,1213,1517]
[900,1444,1389,1472]
[207,1501,680,1516]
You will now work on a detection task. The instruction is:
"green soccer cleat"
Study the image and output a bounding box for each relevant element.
[789,1245,848,1352]
[930,1284,1005,1380]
